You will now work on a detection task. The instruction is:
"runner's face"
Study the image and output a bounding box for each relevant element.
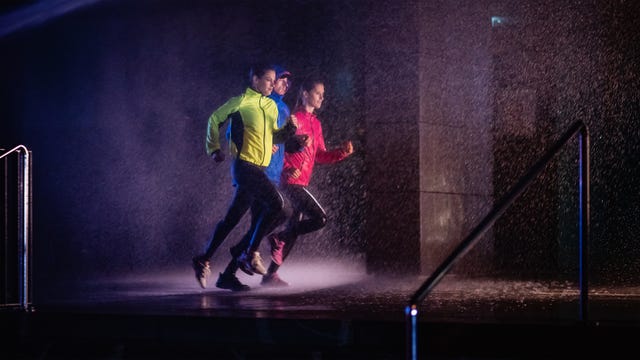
[273,77,290,96]
[253,70,275,96]
[304,83,324,110]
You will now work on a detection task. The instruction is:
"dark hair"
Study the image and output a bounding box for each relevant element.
[248,63,276,83]
[295,76,324,109]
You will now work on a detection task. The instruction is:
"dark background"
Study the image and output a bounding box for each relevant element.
[0,0,367,289]
[1,0,639,303]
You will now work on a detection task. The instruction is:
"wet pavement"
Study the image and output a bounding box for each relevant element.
[34,261,640,324]
[4,261,640,359]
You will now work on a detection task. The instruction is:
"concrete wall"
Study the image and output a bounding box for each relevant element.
[418,1,495,276]
[362,1,421,275]
[363,1,495,276]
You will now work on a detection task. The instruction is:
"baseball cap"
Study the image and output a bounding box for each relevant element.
[273,64,291,79]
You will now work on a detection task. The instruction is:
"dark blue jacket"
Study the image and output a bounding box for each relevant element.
[265,91,290,185]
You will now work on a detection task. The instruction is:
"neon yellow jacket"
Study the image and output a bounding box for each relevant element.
[206,87,282,167]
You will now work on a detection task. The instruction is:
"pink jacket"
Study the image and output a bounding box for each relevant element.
[281,109,349,186]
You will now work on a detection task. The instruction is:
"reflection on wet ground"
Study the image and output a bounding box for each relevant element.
[5,260,638,359]
[37,260,640,324]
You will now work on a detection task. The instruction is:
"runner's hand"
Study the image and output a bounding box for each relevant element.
[342,141,354,155]
[288,114,298,128]
[212,149,225,162]
[302,134,311,147]
[284,167,301,179]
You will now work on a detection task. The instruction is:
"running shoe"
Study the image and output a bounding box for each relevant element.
[261,272,289,287]
[250,252,267,275]
[192,256,210,289]
[237,251,267,275]
[215,272,250,291]
[236,251,255,276]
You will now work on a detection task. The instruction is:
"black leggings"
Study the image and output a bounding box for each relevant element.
[277,184,327,261]
[202,159,284,259]
[229,191,289,258]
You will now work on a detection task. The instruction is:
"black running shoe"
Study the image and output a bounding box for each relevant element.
[215,272,250,291]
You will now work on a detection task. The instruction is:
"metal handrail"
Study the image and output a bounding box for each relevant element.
[406,121,590,359]
[1,145,32,311]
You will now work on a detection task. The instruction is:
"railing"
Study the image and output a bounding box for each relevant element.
[406,121,590,359]
[1,145,33,311]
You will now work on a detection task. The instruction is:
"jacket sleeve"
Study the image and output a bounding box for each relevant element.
[316,148,349,164]
[314,124,349,164]
[206,96,242,156]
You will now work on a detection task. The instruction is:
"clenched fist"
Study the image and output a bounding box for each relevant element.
[342,141,354,156]
[212,149,225,162]
[287,114,298,128]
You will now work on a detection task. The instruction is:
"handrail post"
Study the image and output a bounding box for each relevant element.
[21,148,32,311]
[406,304,418,360]
[579,127,590,321]
[0,145,32,311]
